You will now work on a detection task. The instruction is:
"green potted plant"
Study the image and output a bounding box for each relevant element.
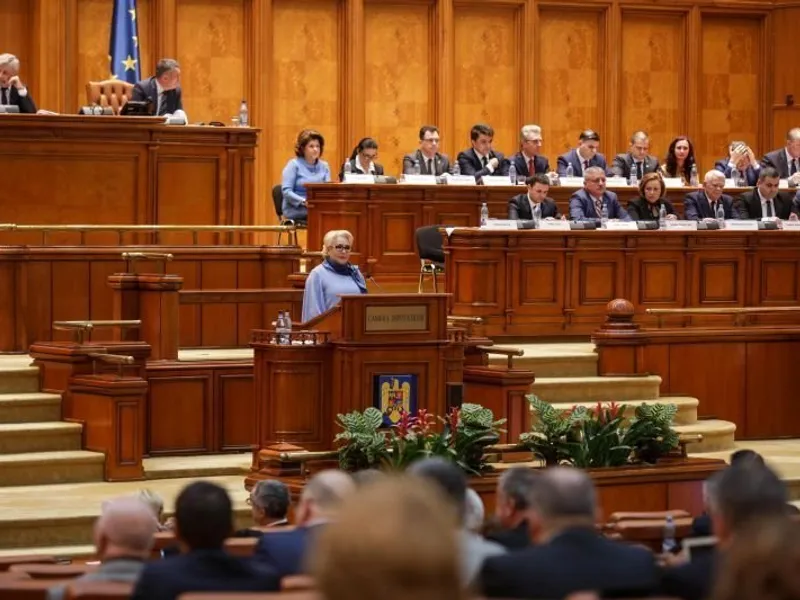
[333,407,388,471]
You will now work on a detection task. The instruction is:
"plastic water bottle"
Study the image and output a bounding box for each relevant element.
[601,203,609,229]
[659,204,667,229]
[508,161,517,185]
[451,162,461,176]
[662,515,677,554]
[716,201,726,227]
[565,164,574,178]
[238,100,249,127]
[275,311,290,345]
[343,161,352,177]
[732,169,744,188]
[629,163,639,187]
[284,311,292,344]
[413,159,421,176]
[480,203,489,226]
[689,164,699,187]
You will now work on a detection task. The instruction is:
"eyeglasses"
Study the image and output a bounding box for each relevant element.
[245,497,253,506]
[334,245,351,251]
[362,153,378,161]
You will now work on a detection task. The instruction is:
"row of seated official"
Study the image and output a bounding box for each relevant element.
[510,168,799,224]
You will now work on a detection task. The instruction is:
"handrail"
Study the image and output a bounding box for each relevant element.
[122,252,174,261]
[447,316,483,324]
[476,345,524,368]
[88,353,135,377]
[646,306,800,315]
[52,319,141,344]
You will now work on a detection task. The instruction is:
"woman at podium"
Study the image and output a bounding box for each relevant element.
[302,230,368,321]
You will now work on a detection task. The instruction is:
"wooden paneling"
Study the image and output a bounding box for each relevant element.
[0,0,31,84]
[364,2,432,177]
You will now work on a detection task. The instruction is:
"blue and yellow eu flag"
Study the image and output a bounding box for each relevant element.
[109,0,140,83]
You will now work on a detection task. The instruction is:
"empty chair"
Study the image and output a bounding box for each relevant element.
[415,225,445,293]
[85,80,135,114]
[273,184,300,246]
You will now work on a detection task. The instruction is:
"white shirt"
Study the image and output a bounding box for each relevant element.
[758,188,776,217]
[527,193,542,217]
[474,149,494,173]
[355,155,375,174]
[155,80,166,115]
[0,86,27,104]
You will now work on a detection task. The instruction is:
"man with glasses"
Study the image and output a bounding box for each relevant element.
[509,125,553,180]
[569,167,631,222]
[403,125,451,176]
[611,131,659,180]
[684,170,740,221]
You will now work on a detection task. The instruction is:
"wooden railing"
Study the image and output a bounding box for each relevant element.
[646,306,800,327]
[52,320,141,344]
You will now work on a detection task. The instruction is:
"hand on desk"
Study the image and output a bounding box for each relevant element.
[666,214,678,221]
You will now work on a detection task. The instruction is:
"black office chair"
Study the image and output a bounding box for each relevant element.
[272,184,304,246]
[415,225,446,293]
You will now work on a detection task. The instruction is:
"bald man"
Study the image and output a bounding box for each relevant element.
[48,496,158,600]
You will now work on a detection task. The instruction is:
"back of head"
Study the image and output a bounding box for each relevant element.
[464,488,485,532]
[310,476,464,600]
[707,462,787,535]
[498,466,540,512]
[408,458,467,522]
[300,470,355,520]
[579,129,600,143]
[352,468,386,488]
[175,481,233,550]
[729,449,765,466]
[95,497,159,559]
[252,479,290,519]
[532,467,596,523]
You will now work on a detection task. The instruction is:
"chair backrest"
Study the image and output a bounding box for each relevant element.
[85,80,135,115]
[65,581,134,600]
[272,185,283,219]
[0,578,72,599]
[0,555,57,572]
[415,225,445,263]
[281,575,317,591]
[222,537,258,557]
[9,563,95,580]
[608,510,691,523]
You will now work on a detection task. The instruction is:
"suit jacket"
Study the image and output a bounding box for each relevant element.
[761,148,792,179]
[48,558,145,600]
[691,513,712,537]
[626,197,677,221]
[338,159,385,181]
[456,148,508,180]
[610,153,660,179]
[737,189,796,220]
[402,150,450,176]
[131,76,183,115]
[480,527,660,599]
[557,148,610,177]
[569,189,631,221]
[0,86,36,114]
[485,521,531,551]
[508,193,560,220]
[714,158,760,186]
[684,191,740,220]
[509,152,550,177]
[253,523,323,577]
[130,549,279,600]
[659,551,718,600]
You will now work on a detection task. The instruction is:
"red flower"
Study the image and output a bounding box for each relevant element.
[394,409,413,438]
[607,401,621,420]
[447,407,461,440]
[413,409,432,435]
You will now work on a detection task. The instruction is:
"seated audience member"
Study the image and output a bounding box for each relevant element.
[611,131,660,180]
[408,458,505,587]
[485,467,539,550]
[660,136,697,184]
[281,129,331,222]
[508,174,561,220]
[0,53,36,113]
[132,58,182,116]
[762,127,800,183]
[301,229,367,322]
[738,167,798,220]
[310,476,466,600]
[48,496,158,600]
[457,123,508,180]
[131,481,279,600]
[684,171,740,221]
[465,488,486,533]
[557,130,610,177]
[254,469,355,577]
[711,517,800,600]
[481,467,660,599]
[235,479,290,537]
[352,468,386,487]
[509,125,552,180]
[569,167,631,222]
[339,138,384,180]
[402,125,450,176]
[137,489,172,531]
[662,460,789,600]
[715,141,760,186]
[627,173,678,222]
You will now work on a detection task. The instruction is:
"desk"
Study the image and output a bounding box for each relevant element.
[444,229,800,336]
[0,115,257,244]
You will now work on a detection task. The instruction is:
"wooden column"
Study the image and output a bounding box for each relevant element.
[343,0,365,147]
[590,298,647,377]
[30,0,68,112]
[463,364,535,443]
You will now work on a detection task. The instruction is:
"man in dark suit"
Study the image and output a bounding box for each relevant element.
[761,127,800,183]
[0,53,36,113]
[737,167,799,220]
[715,140,760,186]
[508,175,562,221]
[557,129,611,177]
[457,123,508,180]
[508,124,552,181]
[131,481,280,600]
[481,468,660,599]
[569,166,631,221]
[254,470,354,577]
[611,130,659,180]
[402,125,450,176]
[132,58,183,116]
[684,170,740,220]
[485,467,539,550]
[234,479,291,537]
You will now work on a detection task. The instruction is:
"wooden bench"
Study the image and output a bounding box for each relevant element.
[9,563,96,580]
[0,555,58,572]
[0,578,72,599]
[64,581,133,599]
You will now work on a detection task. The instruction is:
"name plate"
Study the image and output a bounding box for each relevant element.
[344,174,376,184]
[559,176,584,187]
[606,177,628,187]
[781,220,800,230]
[402,174,437,185]
[446,175,477,186]
[779,179,791,190]
[605,221,639,231]
[481,176,513,186]
[724,220,759,231]
[537,219,571,231]
[724,179,736,189]
[481,219,518,230]
[662,177,684,189]
[664,220,698,230]
[365,305,428,332]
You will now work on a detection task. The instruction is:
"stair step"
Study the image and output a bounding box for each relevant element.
[0,393,62,424]
[0,422,82,454]
[548,396,699,426]
[531,375,662,403]
[0,364,40,394]
[676,419,737,453]
[488,343,597,377]
[0,451,104,487]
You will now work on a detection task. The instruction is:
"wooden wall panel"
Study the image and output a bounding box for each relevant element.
[271,0,340,187]
[0,0,31,84]
[175,0,245,125]
[699,15,763,175]
[453,6,519,158]
[619,11,686,161]
[364,2,432,177]
[537,8,603,160]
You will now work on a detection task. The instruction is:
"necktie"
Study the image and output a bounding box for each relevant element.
[792,160,798,176]
[157,93,169,116]
[528,158,535,175]
[533,203,541,220]
[766,200,774,218]
[583,160,589,173]
[1,88,7,105]
[427,158,433,175]
[711,201,717,216]
[481,156,488,168]
[635,161,643,179]
[594,198,603,217]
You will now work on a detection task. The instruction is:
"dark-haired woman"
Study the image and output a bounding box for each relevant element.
[659,136,697,185]
[339,138,385,180]
[282,129,331,222]
[627,173,678,222]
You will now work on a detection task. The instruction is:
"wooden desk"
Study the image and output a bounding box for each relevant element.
[445,229,800,336]
[0,115,257,244]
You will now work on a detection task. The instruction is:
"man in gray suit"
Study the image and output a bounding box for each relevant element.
[402,125,451,176]
[48,496,158,600]
[611,131,660,180]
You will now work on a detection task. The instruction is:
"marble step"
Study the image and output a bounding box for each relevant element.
[0,393,62,424]
[487,343,597,378]
[0,451,104,487]
[531,375,662,404]
[0,422,82,454]
[547,396,699,426]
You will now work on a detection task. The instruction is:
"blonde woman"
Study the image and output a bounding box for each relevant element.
[301,230,367,321]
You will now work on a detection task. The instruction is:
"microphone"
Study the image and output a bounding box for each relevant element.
[363,271,383,291]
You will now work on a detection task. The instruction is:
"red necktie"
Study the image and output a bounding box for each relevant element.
[528,158,535,175]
